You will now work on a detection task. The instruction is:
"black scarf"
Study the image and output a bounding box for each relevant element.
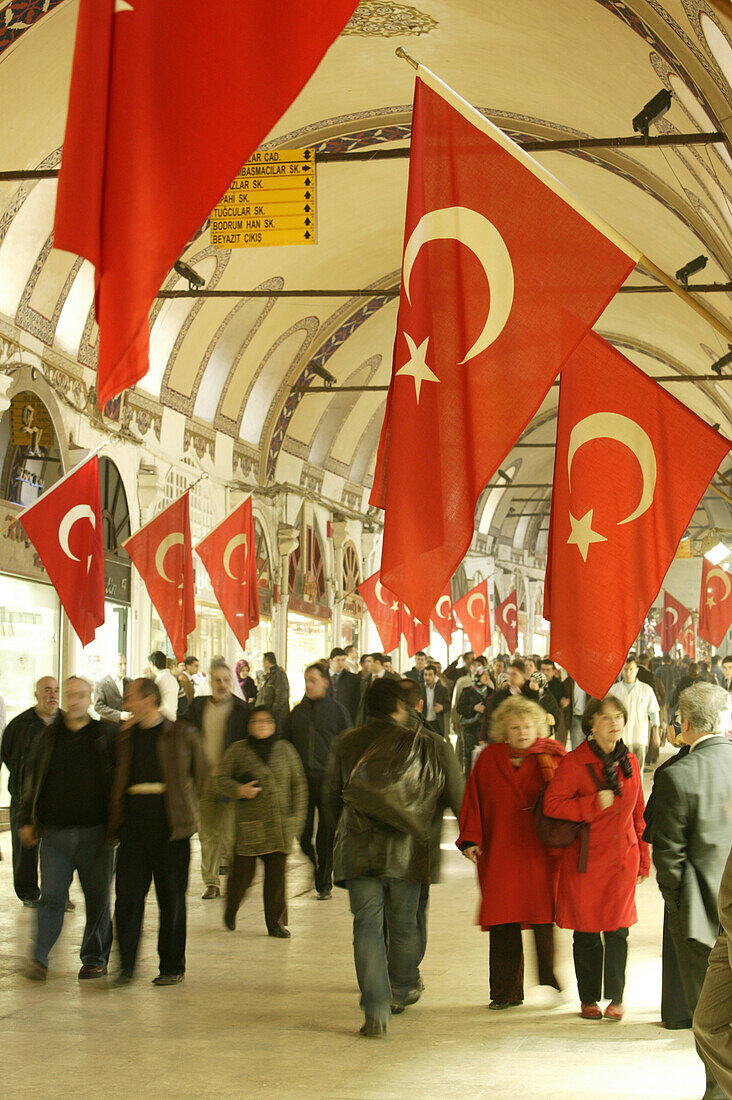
[587,736,632,795]
[249,734,276,765]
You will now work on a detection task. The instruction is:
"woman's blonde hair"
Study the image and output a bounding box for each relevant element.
[490,696,548,743]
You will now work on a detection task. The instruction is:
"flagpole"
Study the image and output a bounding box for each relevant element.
[0,440,110,539]
[394,49,732,346]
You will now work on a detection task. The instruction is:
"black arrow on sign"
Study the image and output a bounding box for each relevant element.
[304,204,311,212]
[304,218,311,225]
[304,230,311,239]
[304,149,311,159]
[304,190,311,199]
[304,177,311,186]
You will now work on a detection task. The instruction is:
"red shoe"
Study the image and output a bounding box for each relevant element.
[580,1002,603,1020]
[604,1002,625,1021]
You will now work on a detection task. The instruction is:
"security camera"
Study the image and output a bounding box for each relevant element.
[675,255,707,285]
[632,89,672,137]
[311,364,337,387]
[174,260,205,289]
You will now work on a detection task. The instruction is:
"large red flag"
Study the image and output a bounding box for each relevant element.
[699,557,732,647]
[358,573,400,655]
[370,65,638,622]
[453,580,490,654]
[19,454,104,646]
[495,588,519,653]
[125,492,196,662]
[430,584,456,646]
[545,332,730,697]
[661,590,692,652]
[53,0,358,409]
[195,497,259,651]
[400,605,431,658]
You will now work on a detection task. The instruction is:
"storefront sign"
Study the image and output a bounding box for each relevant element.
[104,557,131,605]
[10,393,55,451]
[211,149,316,248]
[342,593,365,617]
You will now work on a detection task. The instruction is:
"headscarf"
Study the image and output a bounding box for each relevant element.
[495,672,510,690]
[531,671,549,694]
[587,736,633,795]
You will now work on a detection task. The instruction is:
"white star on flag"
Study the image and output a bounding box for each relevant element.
[396,334,440,403]
[566,509,607,562]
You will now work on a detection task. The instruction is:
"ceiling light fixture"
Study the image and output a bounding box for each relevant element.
[632,89,672,137]
[705,539,730,564]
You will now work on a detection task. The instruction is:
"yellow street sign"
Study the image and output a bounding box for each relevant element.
[211,148,316,248]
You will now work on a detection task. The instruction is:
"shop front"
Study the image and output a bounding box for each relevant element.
[340,542,363,654]
[237,517,274,684]
[285,520,330,702]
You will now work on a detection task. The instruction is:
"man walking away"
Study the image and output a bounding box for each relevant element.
[652,683,732,1100]
[110,677,207,985]
[19,677,115,981]
[1,676,59,906]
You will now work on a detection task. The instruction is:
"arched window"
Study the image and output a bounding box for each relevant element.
[342,542,361,593]
[288,522,326,604]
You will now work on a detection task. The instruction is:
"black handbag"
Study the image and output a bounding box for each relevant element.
[532,764,604,873]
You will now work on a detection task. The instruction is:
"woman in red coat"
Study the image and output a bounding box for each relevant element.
[543,695,650,1021]
[457,697,565,1009]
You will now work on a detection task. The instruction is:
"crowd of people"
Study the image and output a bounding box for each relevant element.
[2,644,732,1094]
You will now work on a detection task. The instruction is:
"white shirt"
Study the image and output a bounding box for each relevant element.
[609,679,659,747]
[113,676,125,697]
[425,683,436,721]
[155,669,179,722]
[689,733,726,752]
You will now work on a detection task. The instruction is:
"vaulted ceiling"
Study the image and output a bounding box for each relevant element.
[2,0,732,549]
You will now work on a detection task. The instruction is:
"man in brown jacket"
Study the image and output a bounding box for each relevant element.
[695,843,732,1098]
[110,677,207,986]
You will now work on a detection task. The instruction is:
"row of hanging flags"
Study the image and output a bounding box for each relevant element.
[17,451,259,662]
[49,0,732,698]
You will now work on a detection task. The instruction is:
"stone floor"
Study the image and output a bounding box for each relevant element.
[0,810,704,1100]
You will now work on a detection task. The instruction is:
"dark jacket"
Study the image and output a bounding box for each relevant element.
[19,715,116,833]
[329,668,360,723]
[652,736,732,948]
[94,674,131,724]
[217,738,307,856]
[1,706,49,801]
[642,743,690,844]
[424,680,452,739]
[257,665,291,726]
[283,695,351,775]
[109,717,208,841]
[325,719,444,886]
[186,694,250,752]
[406,707,465,882]
[457,685,490,728]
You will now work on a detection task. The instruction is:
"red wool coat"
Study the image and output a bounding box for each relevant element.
[456,739,566,929]
[543,739,650,932]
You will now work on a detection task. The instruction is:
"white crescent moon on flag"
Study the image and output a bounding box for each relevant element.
[504,602,517,626]
[707,566,732,601]
[466,591,486,619]
[568,412,657,526]
[666,607,679,627]
[402,206,515,362]
[374,580,390,607]
[59,504,96,565]
[155,533,185,588]
[436,595,451,619]
[223,533,247,583]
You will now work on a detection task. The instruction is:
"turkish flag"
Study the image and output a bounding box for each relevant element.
[545,332,730,697]
[358,573,400,655]
[196,497,259,651]
[125,492,196,661]
[661,590,692,652]
[401,605,431,658]
[430,584,456,645]
[19,455,104,646]
[699,557,732,647]
[370,66,638,622]
[495,588,519,653]
[681,620,696,660]
[53,0,358,409]
[453,580,490,654]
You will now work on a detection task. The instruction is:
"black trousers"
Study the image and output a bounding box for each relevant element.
[10,800,40,901]
[489,923,559,1003]
[572,928,628,1004]
[300,772,333,894]
[662,907,692,1028]
[114,802,191,976]
[225,852,288,932]
[667,906,724,1100]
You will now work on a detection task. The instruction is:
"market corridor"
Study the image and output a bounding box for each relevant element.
[0,813,702,1100]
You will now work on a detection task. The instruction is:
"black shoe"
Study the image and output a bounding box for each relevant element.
[152,973,184,986]
[112,970,134,986]
[664,1019,693,1030]
[360,1019,387,1038]
[78,964,108,979]
[223,912,236,931]
[390,1002,406,1015]
[65,899,76,912]
[22,898,40,908]
[488,1000,523,1010]
[316,890,332,901]
[268,927,291,938]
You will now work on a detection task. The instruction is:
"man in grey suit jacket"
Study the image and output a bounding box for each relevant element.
[695,844,732,1099]
[94,655,130,725]
[652,682,732,1100]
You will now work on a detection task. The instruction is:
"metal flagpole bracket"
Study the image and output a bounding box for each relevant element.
[395,47,419,70]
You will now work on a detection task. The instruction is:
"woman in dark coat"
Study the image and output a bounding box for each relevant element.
[234,659,257,704]
[457,697,565,1009]
[544,695,650,1021]
[456,667,493,776]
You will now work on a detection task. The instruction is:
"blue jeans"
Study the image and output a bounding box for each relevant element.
[35,826,113,969]
[10,800,40,901]
[347,876,422,1025]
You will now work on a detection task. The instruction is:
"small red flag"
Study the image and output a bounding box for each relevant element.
[400,605,431,658]
[358,573,400,655]
[661,590,692,653]
[681,620,697,660]
[698,557,732,647]
[430,584,456,645]
[196,497,259,652]
[53,0,359,409]
[19,454,104,646]
[495,588,519,653]
[370,66,638,622]
[125,492,196,662]
[453,580,490,654]
[545,332,730,696]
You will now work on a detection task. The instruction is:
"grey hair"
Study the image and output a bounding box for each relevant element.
[209,656,231,674]
[678,682,731,736]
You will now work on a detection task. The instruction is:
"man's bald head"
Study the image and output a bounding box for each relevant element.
[34,677,59,720]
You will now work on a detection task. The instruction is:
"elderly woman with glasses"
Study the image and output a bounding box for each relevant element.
[457,696,566,1009]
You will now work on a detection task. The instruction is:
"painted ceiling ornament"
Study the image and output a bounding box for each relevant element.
[342,1,437,37]
[566,411,658,562]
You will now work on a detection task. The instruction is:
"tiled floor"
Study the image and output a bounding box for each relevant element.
[0,813,703,1100]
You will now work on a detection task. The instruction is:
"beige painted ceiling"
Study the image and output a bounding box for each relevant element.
[2,0,732,547]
